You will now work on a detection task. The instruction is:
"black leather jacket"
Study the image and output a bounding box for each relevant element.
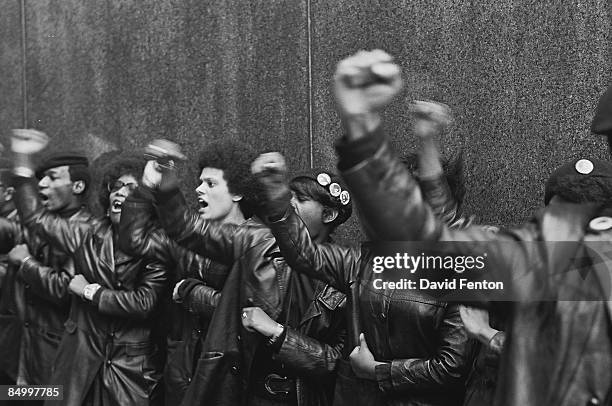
[14,176,167,406]
[0,199,91,386]
[152,186,346,406]
[119,186,229,405]
[266,207,472,406]
[334,127,612,406]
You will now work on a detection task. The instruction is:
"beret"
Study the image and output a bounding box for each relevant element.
[591,85,612,135]
[544,158,612,204]
[292,168,351,206]
[36,151,89,178]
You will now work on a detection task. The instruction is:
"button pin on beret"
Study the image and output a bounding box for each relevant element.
[317,173,331,187]
[575,159,594,174]
[589,216,612,232]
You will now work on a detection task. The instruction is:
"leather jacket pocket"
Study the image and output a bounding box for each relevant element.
[318,285,347,310]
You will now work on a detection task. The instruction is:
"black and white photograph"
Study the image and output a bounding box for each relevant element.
[0,1,611,405]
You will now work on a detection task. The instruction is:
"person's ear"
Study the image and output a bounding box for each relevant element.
[72,180,86,195]
[322,207,339,224]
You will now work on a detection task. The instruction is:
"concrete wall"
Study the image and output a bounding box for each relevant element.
[3,0,612,241]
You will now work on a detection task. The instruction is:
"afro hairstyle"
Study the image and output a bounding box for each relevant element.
[97,151,144,212]
[197,139,260,218]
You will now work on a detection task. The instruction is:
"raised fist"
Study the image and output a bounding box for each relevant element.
[142,139,185,191]
[144,139,186,170]
[11,129,49,155]
[251,152,287,178]
[334,49,403,117]
[142,160,163,189]
[251,152,291,218]
[409,100,454,138]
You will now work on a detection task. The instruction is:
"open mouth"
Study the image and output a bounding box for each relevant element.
[197,199,208,213]
[110,200,123,213]
[39,192,50,206]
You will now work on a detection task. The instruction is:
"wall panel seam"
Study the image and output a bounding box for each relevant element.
[20,0,28,127]
[307,0,313,168]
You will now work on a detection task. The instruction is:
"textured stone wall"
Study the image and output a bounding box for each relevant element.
[311,0,612,231]
[3,0,612,240]
[0,1,24,137]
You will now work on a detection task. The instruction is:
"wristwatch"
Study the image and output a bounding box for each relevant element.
[83,283,102,301]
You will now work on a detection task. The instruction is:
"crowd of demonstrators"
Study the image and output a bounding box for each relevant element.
[326,50,611,406]
[8,131,166,405]
[118,140,251,405]
[118,137,349,406]
[0,51,609,406]
[250,104,474,406]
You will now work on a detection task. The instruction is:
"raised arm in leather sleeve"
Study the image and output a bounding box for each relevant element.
[13,176,88,254]
[93,261,167,320]
[338,130,530,287]
[275,326,346,379]
[374,305,472,394]
[19,257,75,304]
[119,186,174,262]
[419,175,469,228]
[154,187,239,265]
[268,208,360,293]
[340,140,440,242]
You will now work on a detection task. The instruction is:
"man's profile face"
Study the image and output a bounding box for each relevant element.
[38,165,76,212]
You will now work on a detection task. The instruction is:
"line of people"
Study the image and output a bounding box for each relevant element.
[0,48,610,406]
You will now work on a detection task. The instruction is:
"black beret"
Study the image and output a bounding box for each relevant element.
[544,158,612,204]
[292,168,352,208]
[591,85,612,135]
[36,151,89,178]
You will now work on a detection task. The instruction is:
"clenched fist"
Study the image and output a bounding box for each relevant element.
[251,152,291,219]
[334,49,403,118]
[11,129,49,155]
[409,100,454,139]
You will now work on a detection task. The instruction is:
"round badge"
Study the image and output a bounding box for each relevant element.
[328,183,342,197]
[340,190,350,205]
[575,159,594,175]
[317,173,331,186]
[588,216,612,232]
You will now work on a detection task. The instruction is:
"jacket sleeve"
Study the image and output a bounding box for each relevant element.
[18,256,74,304]
[0,217,21,254]
[374,305,473,394]
[337,130,530,285]
[93,260,167,320]
[13,176,87,254]
[267,208,360,293]
[176,278,220,317]
[154,187,239,265]
[118,186,174,263]
[274,326,346,379]
[481,331,505,368]
[419,175,473,228]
